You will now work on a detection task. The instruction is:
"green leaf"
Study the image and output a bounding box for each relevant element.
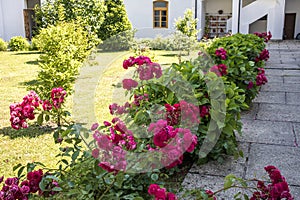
[72,151,80,162]
[61,159,69,166]
[39,178,46,191]
[114,172,124,188]
[17,166,25,178]
[13,163,22,172]
[224,174,236,189]
[52,187,63,192]
[37,113,43,125]
[45,114,50,121]
[83,131,89,139]
[234,192,241,199]
[151,173,159,181]
[45,175,59,181]
[243,194,250,200]
[224,178,233,189]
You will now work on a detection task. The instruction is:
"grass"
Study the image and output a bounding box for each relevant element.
[0,51,62,178]
[0,49,184,179]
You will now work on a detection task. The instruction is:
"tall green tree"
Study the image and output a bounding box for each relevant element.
[99,0,132,41]
[34,0,105,41]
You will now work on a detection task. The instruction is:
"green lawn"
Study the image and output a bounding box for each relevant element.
[0,50,183,178]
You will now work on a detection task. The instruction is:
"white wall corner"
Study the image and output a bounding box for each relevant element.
[231,0,240,34]
[268,0,285,40]
[197,0,205,39]
[0,0,4,40]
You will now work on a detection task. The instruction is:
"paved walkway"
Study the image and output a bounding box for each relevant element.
[182,40,300,199]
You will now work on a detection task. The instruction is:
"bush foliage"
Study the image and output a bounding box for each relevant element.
[31,22,95,100]
[206,33,268,103]
[175,8,198,38]
[0,38,7,51]
[4,33,275,199]
[34,0,106,41]
[99,0,132,41]
[8,36,30,51]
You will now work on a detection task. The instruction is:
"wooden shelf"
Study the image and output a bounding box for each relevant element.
[205,13,231,38]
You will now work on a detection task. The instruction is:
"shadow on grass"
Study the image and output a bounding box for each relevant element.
[13,51,42,55]
[26,60,39,65]
[19,79,39,87]
[0,125,55,139]
[160,53,179,57]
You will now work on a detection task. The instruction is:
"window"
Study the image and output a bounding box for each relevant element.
[153,1,168,28]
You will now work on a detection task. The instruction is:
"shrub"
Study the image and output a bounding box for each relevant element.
[99,29,136,51]
[0,38,7,51]
[34,0,105,41]
[31,22,95,100]
[206,33,268,104]
[29,37,39,51]
[99,0,132,41]
[175,8,198,38]
[139,32,198,52]
[8,36,30,51]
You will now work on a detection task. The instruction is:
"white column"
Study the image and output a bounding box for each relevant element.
[231,0,240,34]
[267,0,285,40]
[197,0,205,39]
[0,0,4,40]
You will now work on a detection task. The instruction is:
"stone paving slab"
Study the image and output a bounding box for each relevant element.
[241,103,259,120]
[264,75,283,83]
[256,103,300,122]
[286,93,300,105]
[260,83,300,92]
[183,174,300,200]
[284,76,300,84]
[290,186,300,200]
[182,174,252,200]
[292,123,300,146]
[183,41,300,199]
[246,143,300,186]
[265,63,300,69]
[189,143,249,177]
[265,69,300,76]
[239,119,294,146]
[253,91,285,104]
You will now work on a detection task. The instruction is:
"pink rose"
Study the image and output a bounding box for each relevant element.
[122,79,138,90]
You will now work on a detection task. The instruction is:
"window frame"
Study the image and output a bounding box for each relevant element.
[153,1,169,29]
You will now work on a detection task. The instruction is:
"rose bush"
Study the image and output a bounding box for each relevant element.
[206,33,270,104]
[4,32,285,199]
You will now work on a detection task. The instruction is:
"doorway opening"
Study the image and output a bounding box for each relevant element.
[284,13,296,40]
[23,0,40,40]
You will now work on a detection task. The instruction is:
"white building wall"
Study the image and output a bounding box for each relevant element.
[205,0,232,14]
[0,0,26,41]
[285,0,300,38]
[249,20,267,33]
[123,0,194,38]
[0,0,4,40]
[267,0,285,40]
[231,0,285,40]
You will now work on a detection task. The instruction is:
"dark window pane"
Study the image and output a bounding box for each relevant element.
[162,11,167,15]
[154,22,160,27]
[162,17,167,21]
[161,22,167,27]
[154,1,167,8]
[154,10,160,15]
[154,17,160,21]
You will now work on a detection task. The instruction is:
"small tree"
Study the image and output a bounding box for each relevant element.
[99,0,132,41]
[174,9,199,59]
[32,22,95,100]
[175,9,198,38]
